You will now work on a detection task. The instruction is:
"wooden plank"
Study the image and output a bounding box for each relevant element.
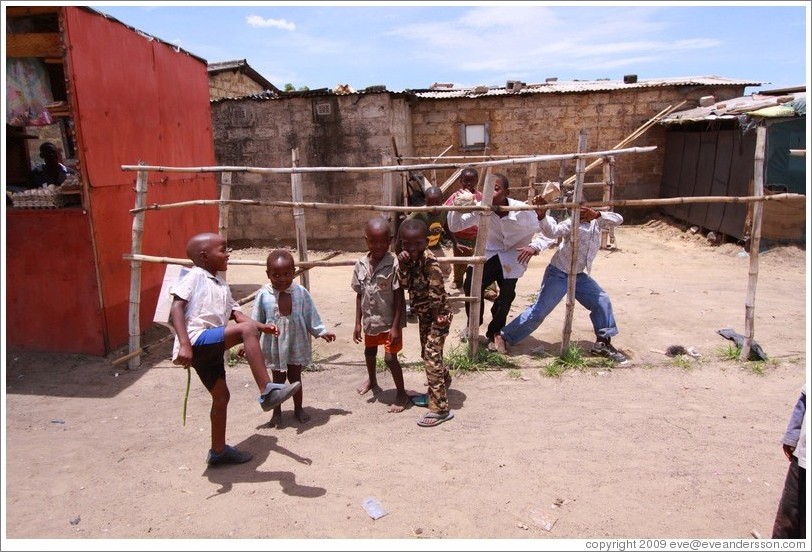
[719,130,755,239]
[6,33,63,57]
[686,130,717,228]
[675,132,700,221]
[704,130,734,233]
[660,131,684,217]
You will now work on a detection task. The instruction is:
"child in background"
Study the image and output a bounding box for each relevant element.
[397,218,454,427]
[443,168,482,290]
[351,217,409,413]
[252,249,336,426]
[408,186,451,280]
[169,233,300,466]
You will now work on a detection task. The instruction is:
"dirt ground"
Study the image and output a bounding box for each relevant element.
[3,216,809,548]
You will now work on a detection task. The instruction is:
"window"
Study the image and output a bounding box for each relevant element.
[460,123,489,150]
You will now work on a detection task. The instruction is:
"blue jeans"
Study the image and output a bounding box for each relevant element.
[500,264,618,346]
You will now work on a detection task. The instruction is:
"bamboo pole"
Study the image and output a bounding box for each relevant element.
[562,101,686,187]
[121,146,657,175]
[127,166,149,370]
[600,158,610,249]
[111,250,346,366]
[526,162,538,201]
[561,130,588,353]
[129,191,801,215]
[740,125,766,362]
[218,172,232,240]
[122,253,486,268]
[431,144,454,185]
[467,170,496,358]
[438,168,464,195]
[291,148,310,289]
[381,152,398,233]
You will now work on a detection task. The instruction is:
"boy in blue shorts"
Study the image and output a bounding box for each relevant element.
[169,232,300,466]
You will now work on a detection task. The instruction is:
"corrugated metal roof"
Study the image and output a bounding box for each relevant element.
[207,58,280,94]
[211,75,763,103]
[660,91,806,123]
[409,76,761,99]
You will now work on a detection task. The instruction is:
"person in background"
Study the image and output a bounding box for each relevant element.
[772,383,807,539]
[444,168,482,290]
[408,186,451,280]
[446,173,540,348]
[29,141,74,189]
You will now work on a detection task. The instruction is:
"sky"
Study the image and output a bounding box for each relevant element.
[80,1,810,94]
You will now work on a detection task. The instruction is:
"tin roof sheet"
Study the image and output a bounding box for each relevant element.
[660,91,806,123]
[409,76,761,99]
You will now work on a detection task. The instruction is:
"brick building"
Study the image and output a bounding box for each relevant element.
[210,76,757,251]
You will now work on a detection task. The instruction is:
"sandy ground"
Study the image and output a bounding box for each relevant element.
[3,216,809,548]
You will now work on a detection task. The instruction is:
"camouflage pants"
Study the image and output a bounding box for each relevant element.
[418,314,450,413]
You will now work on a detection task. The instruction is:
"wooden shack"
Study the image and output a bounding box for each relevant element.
[658,89,806,242]
[5,6,218,355]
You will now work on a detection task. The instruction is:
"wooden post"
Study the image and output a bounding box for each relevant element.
[290,148,310,289]
[600,156,617,249]
[741,125,766,362]
[218,171,232,240]
[127,164,149,370]
[527,162,538,200]
[381,152,398,231]
[467,169,495,358]
[560,130,588,354]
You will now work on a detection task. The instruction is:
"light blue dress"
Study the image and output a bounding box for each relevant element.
[251,283,328,371]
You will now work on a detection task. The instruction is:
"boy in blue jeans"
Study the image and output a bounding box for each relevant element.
[493,199,628,364]
[170,232,300,466]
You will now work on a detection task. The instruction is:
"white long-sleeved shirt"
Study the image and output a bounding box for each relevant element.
[447,197,548,279]
[537,211,623,274]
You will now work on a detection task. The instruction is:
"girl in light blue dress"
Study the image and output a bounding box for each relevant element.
[252,249,335,425]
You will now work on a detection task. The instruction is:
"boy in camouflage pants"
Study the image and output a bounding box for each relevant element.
[397,219,454,427]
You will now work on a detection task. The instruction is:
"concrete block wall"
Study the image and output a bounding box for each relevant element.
[411,85,745,221]
[211,93,412,250]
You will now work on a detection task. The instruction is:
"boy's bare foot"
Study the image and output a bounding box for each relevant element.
[388,392,410,413]
[356,379,379,395]
[269,410,282,427]
[294,408,311,424]
[492,333,507,354]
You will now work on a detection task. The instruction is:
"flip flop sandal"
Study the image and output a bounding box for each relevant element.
[417,410,454,427]
[410,393,428,407]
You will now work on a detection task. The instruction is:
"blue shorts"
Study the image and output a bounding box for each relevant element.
[192,327,226,391]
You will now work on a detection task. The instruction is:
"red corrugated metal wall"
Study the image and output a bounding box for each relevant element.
[64,8,219,354]
[6,7,218,355]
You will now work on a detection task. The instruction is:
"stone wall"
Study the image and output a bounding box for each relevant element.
[411,85,745,222]
[211,93,412,250]
[209,71,267,101]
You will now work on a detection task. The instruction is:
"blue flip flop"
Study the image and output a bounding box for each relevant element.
[410,393,428,407]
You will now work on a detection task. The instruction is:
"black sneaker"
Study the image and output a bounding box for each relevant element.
[591,341,629,365]
[206,445,252,466]
[259,381,301,412]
